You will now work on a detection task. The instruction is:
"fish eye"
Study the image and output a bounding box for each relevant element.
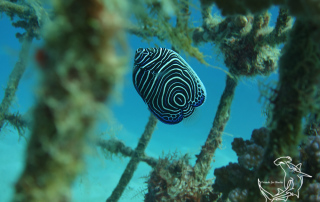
[136,48,144,53]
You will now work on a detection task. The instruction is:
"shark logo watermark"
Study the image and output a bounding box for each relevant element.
[258,156,312,201]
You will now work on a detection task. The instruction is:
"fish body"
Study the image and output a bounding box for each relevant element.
[133,48,206,124]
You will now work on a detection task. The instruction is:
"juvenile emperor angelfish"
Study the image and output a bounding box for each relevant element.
[133,47,206,124]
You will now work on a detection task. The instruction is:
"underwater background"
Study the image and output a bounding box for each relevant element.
[2,0,319,201]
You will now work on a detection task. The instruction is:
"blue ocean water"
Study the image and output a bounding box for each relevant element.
[0,3,279,202]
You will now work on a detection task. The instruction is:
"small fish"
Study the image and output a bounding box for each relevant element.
[133,48,206,124]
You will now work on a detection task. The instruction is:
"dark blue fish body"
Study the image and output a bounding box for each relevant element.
[133,48,206,124]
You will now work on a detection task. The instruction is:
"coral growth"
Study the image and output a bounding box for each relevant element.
[232,127,268,170]
[213,127,268,200]
[145,153,220,202]
[303,182,320,202]
[212,0,320,24]
[193,9,291,76]
[214,122,320,201]
[303,136,320,172]
[228,188,248,202]
[218,12,280,76]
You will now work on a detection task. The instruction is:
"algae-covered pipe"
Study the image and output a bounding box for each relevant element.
[0,33,33,132]
[194,75,238,181]
[13,0,125,201]
[0,0,31,19]
[107,113,158,202]
[97,138,158,168]
[248,19,320,200]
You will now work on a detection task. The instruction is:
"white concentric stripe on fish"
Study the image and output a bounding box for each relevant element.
[138,56,195,100]
[135,49,195,103]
